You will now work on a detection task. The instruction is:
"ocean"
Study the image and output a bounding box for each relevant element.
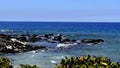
[0,22,120,68]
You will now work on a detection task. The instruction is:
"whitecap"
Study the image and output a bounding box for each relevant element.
[1,30,6,32]
[56,43,78,48]
[1,29,13,32]
[50,60,57,64]
[30,50,36,53]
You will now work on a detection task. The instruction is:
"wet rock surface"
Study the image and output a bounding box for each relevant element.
[0,33,104,54]
[0,34,47,54]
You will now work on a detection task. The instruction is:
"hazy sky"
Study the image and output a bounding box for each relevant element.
[0,0,120,22]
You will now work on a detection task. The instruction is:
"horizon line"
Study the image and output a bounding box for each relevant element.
[0,21,120,23]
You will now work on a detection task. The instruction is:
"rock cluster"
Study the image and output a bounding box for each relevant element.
[0,34,46,54]
[0,33,104,54]
[13,34,75,43]
[10,33,104,45]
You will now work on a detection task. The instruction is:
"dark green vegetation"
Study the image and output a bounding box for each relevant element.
[54,55,120,68]
[0,55,120,68]
[0,56,13,68]
[0,56,40,68]
[19,64,40,68]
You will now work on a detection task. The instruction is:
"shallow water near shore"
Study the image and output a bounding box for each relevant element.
[0,22,120,68]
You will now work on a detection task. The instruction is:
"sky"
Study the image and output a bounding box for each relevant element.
[0,0,120,22]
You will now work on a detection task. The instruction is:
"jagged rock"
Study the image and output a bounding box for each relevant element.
[44,34,50,38]
[26,35,41,42]
[0,34,47,54]
[53,36,62,42]
[0,33,105,54]
[17,36,27,42]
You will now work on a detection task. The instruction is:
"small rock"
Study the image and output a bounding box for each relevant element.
[81,39,104,44]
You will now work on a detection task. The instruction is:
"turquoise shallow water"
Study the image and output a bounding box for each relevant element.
[0,22,120,68]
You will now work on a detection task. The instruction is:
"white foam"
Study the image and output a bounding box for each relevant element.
[1,30,6,32]
[1,29,13,32]
[6,46,12,49]
[30,50,36,53]
[41,50,45,52]
[11,38,29,45]
[57,43,78,48]
[50,60,57,64]
[11,38,17,42]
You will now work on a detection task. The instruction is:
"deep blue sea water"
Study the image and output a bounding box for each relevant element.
[0,22,120,68]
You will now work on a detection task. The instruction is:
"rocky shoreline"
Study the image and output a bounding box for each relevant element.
[0,33,104,54]
[0,34,47,54]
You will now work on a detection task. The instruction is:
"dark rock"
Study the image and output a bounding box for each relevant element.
[0,34,47,54]
[53,36,62,42]
[43,34,54,39]
[17,34,41,42]
[71,39,76,42]
[17,36,27,42]
[56,34,62,36]
[0,34,11,40]
[81,39,104,44]
[44,34,49,38]
[0,34,7,37]
[27,35,41,42]
[48,34,54,36]
[32,34,38,37]
[61,38,70,43]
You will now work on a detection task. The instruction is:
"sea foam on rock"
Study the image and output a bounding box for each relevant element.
[0,34,47,54]
[0,33,104,54]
